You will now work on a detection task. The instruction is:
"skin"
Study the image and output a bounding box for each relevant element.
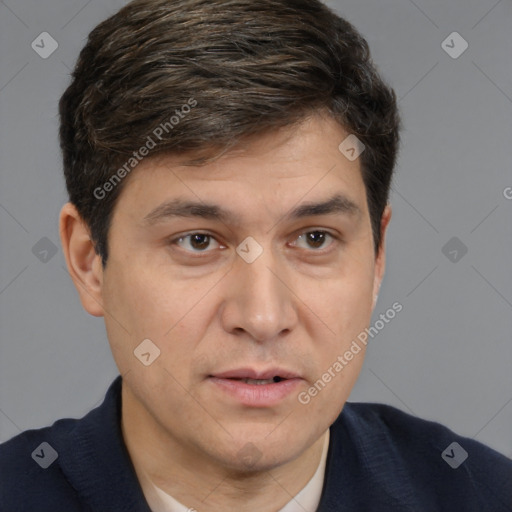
[60,113,391,511]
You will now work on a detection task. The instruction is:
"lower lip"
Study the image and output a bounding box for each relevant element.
[209,377,302,407]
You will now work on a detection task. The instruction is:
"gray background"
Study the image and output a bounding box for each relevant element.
[1,0,511,458]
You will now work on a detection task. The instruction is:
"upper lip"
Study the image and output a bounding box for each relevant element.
[211,368,300,380]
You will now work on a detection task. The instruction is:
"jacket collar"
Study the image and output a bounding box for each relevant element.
[55,376,152,512]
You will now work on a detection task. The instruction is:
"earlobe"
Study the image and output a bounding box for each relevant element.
[372,204,392,302]
[59,203,105,317]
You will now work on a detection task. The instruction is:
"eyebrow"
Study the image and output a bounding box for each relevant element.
[143,199,227,225]
[142,194,361,226]
[288,194,361,219]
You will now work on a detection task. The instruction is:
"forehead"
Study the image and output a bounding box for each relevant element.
[115,114,368,218]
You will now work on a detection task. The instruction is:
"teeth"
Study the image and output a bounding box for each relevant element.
[241,378,276,385]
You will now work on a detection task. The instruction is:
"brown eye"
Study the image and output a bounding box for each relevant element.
[305,231,327,248]
[294,230,333,250]
[175,233,220,252]
[190,234,211,250]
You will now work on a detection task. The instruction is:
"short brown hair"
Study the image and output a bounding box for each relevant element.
[59,0,400,265]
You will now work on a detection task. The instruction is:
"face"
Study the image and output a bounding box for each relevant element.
[76,114,389,472]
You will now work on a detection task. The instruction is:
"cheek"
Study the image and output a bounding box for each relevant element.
[332,281,373,340]
[300,255,374,414]
[298,280,372,425]
[315,282,372,379]
[102,261,219,375]
[309,261,375,344]
[105,259,206,335]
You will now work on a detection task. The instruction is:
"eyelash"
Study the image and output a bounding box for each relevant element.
[169,230,339,255]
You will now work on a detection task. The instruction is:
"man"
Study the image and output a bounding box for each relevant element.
[1,0,511,510]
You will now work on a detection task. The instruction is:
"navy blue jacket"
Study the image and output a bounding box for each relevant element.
[1,376,511,511]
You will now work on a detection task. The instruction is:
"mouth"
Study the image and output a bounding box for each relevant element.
[211,367,300,381]
[228,376,285,385]
[208,368,302,407]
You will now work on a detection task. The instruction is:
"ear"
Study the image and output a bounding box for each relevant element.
[59,202,105,317]
[373,204,392,306]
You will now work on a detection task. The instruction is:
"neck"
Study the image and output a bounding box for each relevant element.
[121,384,328,512]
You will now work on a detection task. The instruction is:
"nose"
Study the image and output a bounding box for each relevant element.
[220,249,298,342]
